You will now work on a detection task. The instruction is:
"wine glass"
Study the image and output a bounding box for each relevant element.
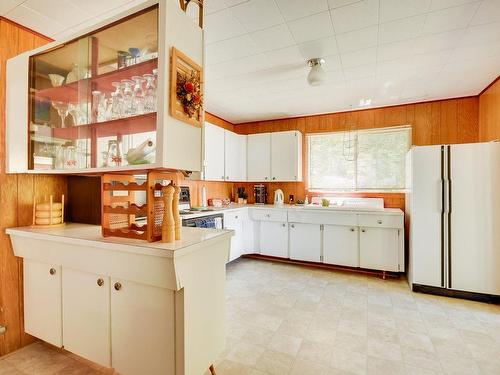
[68,103,83,126]
[143,73,156,113]
[52,101,68,128]
[131,75,146,115]
[120,79,134,117]
[111,81,124,117]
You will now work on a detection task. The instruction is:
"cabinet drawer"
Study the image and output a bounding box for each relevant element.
[289,210,357,226]
[250,208,287,222]
[358,214,403,229]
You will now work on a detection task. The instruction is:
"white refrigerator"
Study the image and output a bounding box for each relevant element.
[407,142,500,296]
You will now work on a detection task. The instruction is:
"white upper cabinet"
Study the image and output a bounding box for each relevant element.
[204,122,225,181]
[224,130,247,181]
[247,133,271,182]
[6,0,203,174]
[203,123,247,181]
[271,131,302,182]
[247,131,302,182]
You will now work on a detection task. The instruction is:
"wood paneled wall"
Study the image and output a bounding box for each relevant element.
[233,97,480,208]
[0,18,67,357]
[479,78,500,142]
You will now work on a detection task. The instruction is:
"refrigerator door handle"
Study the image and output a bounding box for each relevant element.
[443,180,450,214]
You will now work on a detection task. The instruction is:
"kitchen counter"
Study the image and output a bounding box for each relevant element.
[7,223,233,259]
[180,203,403,220]
[7,223,231,375]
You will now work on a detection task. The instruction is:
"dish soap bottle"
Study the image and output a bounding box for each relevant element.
[304,195,309,205]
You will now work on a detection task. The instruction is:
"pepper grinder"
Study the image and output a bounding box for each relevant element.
[162,185,175,243]
[173,185,181,241]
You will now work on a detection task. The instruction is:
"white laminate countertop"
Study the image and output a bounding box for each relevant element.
[180,203,403,219]
[6,223,233,258]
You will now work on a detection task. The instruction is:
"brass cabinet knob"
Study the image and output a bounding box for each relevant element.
[264,177,268,180]
[49,268,56,275]
[282,223,286,227]
[235,215,238,219]
[114,282,122,291]
[350,228,355,232]
[97,278,104,287]
[377,220,383,224]
[290,224,295,228]
[361,229,366,233]
[272,177,276,180]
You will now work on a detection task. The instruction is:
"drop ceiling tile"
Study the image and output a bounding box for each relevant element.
[471,0,500,26]
[287,11,334,44]
[330,0,379,34]
[461,22,500,45]
[343,63,376,80]
[322,54,343,71]
[379,15,426,44]
[230,0,284,32]
[205,8,247,44]
[70,0,133,18]
[275,0,329,21]
[328,0,363,9]
[208,54,271,78]
[341,47,377,68]
[379,0,431,23]
[298,36,338,59]
[206,34,260,64]
[413,29,464,54]
[205,0,229,14]
[430,0,478,11]
[249,24,295,52]
[0,0,24,15]
[265,45,305,66]
[6,4,65,37]
[451,40,500,60]
[24,0,91,28]
[422,2,479,34]
[336,25,378,52]
[377,40,415,62]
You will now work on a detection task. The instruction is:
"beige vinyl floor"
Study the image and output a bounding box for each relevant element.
[1,258,500,375]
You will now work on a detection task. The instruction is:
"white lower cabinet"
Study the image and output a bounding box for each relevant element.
[62,269,110,367]
[224,211,243,261]
[260,221,288,258]
[359,227,400,271]
[111,278,175,375]
[23,260,62,347]
[323,225,359,267]
[289,223,321,262]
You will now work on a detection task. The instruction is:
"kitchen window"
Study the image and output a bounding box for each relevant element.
[308,126,411,191]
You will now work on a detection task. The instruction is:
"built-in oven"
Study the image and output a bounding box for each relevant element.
[182,213,223,229]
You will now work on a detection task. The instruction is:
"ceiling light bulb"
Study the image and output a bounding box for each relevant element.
[307,58,326,86]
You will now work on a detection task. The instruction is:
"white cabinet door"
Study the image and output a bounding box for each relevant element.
[224,211,243,261]
[323,225,359,267]
[247,133,271,182]
[260,221,288,258]
[62,268,111,367]
[359,227,399,271]
[289,223,321,262]
[6,53,29,173]
[224,130,247,181]
[271,131,302,182]
[111,278,175,375]
[204,122,225,181]
[23,260,62,347]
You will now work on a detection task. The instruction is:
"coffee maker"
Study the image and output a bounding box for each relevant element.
[254,184,267,204]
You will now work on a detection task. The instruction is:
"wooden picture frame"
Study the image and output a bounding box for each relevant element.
[169,47,203,128]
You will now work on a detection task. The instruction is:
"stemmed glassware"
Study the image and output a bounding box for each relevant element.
[120,79,134,117]
[131,75,146,115]
[68,103,84,126]
[143,73,156,113]
[111,81,123,119]
[52,101,68,128]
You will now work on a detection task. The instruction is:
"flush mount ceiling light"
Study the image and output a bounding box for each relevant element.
[307,58,326,86]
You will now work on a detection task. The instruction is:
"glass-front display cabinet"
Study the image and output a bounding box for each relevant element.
[29,6,158,171]
[6,0,204,174]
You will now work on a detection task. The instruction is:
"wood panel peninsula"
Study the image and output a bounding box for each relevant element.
[6,224,232,375]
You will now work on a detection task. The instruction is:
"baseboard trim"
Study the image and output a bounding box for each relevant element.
[241,253,401,280]
[412,284,500,304]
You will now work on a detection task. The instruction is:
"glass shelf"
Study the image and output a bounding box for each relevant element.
[28,5,159,171]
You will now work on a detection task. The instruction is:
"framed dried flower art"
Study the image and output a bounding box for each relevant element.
[170,47,203,128]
